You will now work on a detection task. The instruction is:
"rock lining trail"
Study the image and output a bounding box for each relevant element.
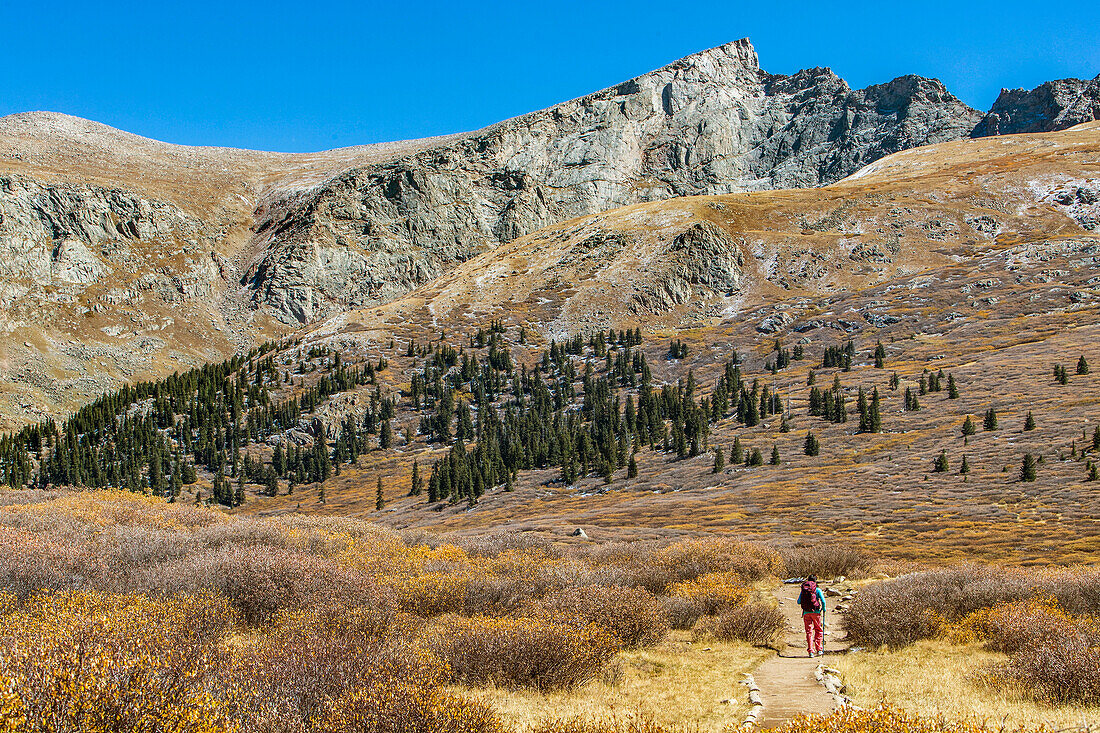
[748,584,851,728]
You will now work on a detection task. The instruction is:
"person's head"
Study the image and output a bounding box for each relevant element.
[807,574,817,582]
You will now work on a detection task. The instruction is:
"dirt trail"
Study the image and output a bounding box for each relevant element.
[751,585,848,728]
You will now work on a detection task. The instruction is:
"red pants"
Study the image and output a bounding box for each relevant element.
[803,613,824,653]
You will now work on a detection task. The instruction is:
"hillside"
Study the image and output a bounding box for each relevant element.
[2,122,1098,564]
[1,40,1097,430]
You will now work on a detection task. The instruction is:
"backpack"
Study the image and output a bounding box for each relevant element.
[799,580,822,613]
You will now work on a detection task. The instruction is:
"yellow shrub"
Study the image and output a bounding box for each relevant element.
[774,705,1045,733]
[0,591,235,733]
[312,680,504,733]
[669,572,749,614]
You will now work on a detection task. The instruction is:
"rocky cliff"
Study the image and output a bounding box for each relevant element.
[972,75,1100,136]
[242,40,984,323]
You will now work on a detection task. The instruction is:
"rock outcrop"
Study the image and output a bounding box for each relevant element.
[972,75,1100,136]
[241,40,985,323]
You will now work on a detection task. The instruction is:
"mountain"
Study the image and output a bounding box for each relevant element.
[972,74,1100,136]
[0,39,1097,430]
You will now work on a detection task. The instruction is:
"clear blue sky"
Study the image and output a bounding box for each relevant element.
[1,1,1097,152]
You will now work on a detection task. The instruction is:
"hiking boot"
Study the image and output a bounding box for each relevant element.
[807,651,815,658]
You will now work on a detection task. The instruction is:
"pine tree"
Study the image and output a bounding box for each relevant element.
[804,431,820,457]
[770,444,781,465]
[628,452,638,479]
[1020,453,1037,482]
[947,374,959,399]
[1055,364,1069,385]
[960,455,970,475]
[730,437,743,464]
[807,370,816,386]
[874,341,886,369]
[870,387,882,433]
[1089,463,1098,482]
[933,450,948,473]
[376,476,385,510]
[1078,356,1090,375]
[962,415,976,436]
[713,446,725,474]
[857,387,871,432]
[1094,425,1100,452]
[380,419,393,449]
[410,460,422,496]
[748,448,764,466]
[889,372,900,390]
[780,414,790,433]
[983,408,998,431]
[1024,411,1036,431]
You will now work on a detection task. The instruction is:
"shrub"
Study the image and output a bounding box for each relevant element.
[225,607,441,730]
[0,591,234,733]
[427,615,618,691]
[845,565,1100,648]
[669,571,749,614]
[660,595,707,630]
[313,680,505,733]
[963,599,1100,705]
[773,706,1044,733]
[150,544,388,624]
[529,585,668,648]
[694,600,786,647]
[529,716,683,733]
[779,543,873,580]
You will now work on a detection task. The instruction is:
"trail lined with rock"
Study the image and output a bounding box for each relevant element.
[748,583,852,728]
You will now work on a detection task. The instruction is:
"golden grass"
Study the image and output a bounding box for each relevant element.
[462,631,769,732]
[833,639,1100,729]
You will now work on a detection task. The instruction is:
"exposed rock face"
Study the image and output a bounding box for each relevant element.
[241,40,984,323]
[0,174,216,314]
[972,76,1100,136]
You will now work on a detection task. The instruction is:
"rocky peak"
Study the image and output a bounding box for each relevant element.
[972,75,1100,136]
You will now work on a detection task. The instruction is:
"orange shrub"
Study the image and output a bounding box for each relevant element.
[669,571,749,615]
[529,716,683,733]
[774,706,1045,733]
[312,680,504,733]
[0,591,234,733]
[427,615,618,691]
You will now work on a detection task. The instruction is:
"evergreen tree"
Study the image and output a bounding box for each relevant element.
[1078,355,1090,375]
[960,455,970,475]
[962,415,977,436]
[713,446,725,474]
[376,476,385,510]
[947,374,959,399]
[983,408,998,431]
[1094,425,1100,452]
[770,444,781,465]
[1020,453,1037,482]
[1055,364,1069,385]
[857,387,871,432]
[1024,411,1036,431]
[870,387,882,433]
[780,414,790,433]
[933,450,948,473]
[730,437,743,464]
[627,452,638,479]
[380,419,394,449]
[874,341,886,369]
[804,431,820,457]
[410,460,422,496]
[747,448,764,466]
[1089,463,1098,482]
[889,372,900,390]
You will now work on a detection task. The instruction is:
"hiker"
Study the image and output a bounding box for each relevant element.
[798,574,826,657]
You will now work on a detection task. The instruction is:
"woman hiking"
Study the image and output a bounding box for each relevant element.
[798,574,827,657]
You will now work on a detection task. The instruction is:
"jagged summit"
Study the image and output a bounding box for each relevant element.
[973,74,1100,136]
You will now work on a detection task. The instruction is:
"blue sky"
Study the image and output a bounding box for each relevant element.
[1,1,1097,152]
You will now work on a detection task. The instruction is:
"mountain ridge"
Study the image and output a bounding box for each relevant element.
[0,39,1097,429]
